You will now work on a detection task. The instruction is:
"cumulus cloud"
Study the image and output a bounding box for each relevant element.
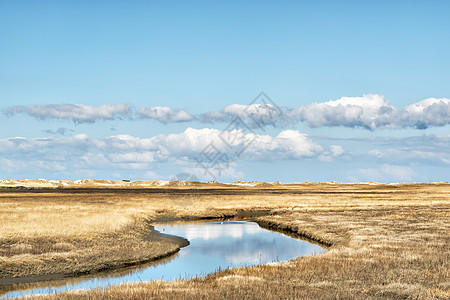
[99,128,326,160]
[288,94,399,130]
[244,130,323,159]
[290,95,450,130]
[402,98,450,129]
[137,106,195,123]
[3,104,131,123]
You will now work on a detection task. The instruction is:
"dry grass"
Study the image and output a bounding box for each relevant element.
[0,181,449,299]
[0,190,188,283]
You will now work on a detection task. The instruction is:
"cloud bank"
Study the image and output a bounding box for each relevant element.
[356,164,416,182]
[367,134,450,166]
[4,95,450,129]
[4,104,131,123]
[0,128,342,178]
[2,129,449,182]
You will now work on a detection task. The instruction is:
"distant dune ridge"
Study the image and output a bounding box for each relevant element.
[0,178,448,189]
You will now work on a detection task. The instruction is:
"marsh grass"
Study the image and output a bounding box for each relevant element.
[0,182,449,299]
[0,191,187,283]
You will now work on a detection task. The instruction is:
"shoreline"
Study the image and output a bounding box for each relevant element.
[1,217,333,298]
[1,210,337,292]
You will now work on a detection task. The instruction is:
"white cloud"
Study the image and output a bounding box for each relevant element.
[143,170,158,179]
[402,98,450,129]
[184,164,244,181]
[80,153,112,168]
[364,134,450,166]
[368,148,450,165]
[0,128,337,180]
[150,128,325,160]
[0,159,66,173]
[245,130,323,159]
[0,134,92,158]
[0,128,336,162]
[291,95,450,130]
[4,104,131,123]
[199,103,286,128]
[44,127,74,136]
[317,145,346,162]
[107,152,157,163]
[3,95,450,129]
[137,106,195,123]
[330,145,344,157]
[289,94,399,130]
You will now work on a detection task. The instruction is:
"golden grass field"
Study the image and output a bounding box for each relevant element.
[0,180,449,299]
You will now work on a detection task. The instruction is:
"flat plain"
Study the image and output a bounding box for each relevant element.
[0,180,449,299]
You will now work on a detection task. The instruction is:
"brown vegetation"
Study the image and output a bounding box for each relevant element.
[0,181,449,299]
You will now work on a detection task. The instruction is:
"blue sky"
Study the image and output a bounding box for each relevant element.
[1,0,450,182]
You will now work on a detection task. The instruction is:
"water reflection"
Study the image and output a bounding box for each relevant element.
[1,221,324,299]
[172,221,261,240]
[158,221,323,266]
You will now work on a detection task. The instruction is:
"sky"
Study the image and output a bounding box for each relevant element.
[1,0,450,183]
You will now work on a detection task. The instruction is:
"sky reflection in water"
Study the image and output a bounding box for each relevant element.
[2,221,324,299]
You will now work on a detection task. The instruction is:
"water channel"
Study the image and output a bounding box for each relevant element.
[1,221,325,299]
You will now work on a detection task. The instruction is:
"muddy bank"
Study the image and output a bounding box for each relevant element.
[151,208,272,223]
[145,224,190,247]
[256,219,336,247]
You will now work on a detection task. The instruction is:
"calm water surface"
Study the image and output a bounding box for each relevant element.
[1,221,324,299]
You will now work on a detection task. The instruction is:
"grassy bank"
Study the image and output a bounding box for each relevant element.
[1,181,449,299]
[0,219,185,281]
[0,188,188,285]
